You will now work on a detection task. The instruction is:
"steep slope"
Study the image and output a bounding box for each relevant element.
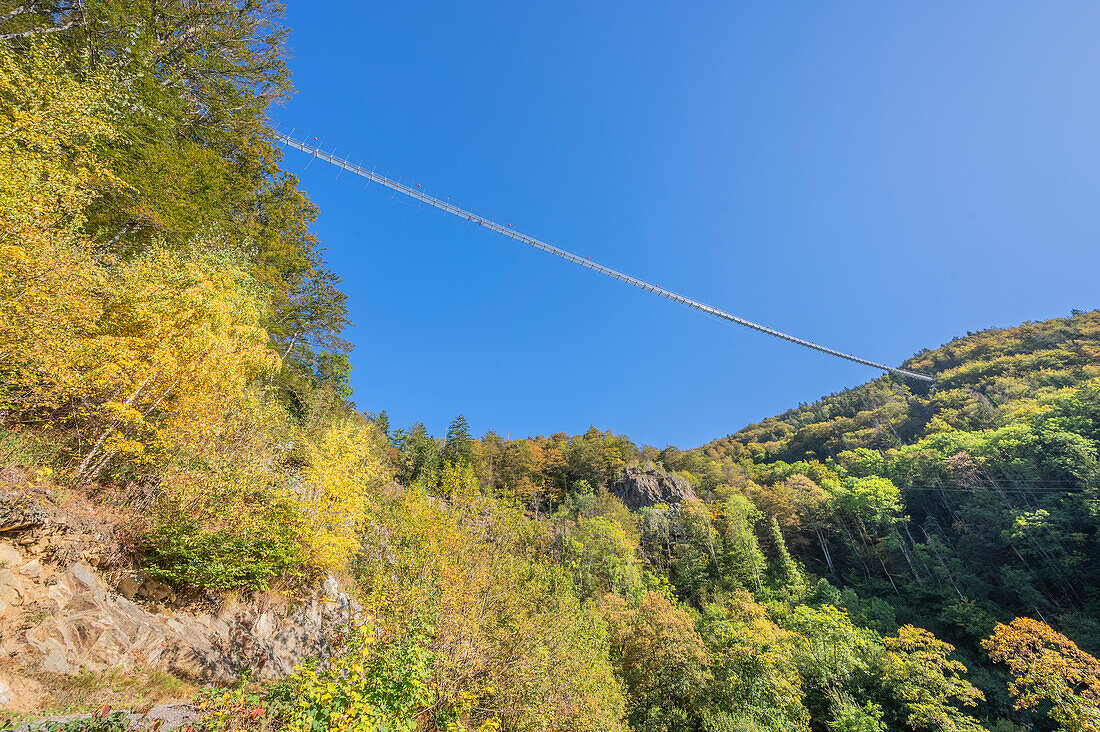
[690,310,1100,652]
[699,309,1099,463]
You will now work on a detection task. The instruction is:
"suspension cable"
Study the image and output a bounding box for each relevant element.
[273,129,935,384]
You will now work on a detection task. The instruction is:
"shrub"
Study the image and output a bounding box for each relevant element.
[285,620,433,732]
[143,504,303,591]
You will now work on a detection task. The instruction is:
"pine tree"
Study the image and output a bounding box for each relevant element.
[373,409,391,439]
[396,423,440,487]
[443,413,474,466]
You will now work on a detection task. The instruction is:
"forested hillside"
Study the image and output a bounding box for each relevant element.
[379,312,1100,732]
[694,311,1100,645]
[1,2,1099,732]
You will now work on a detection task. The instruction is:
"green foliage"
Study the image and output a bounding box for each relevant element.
[5,0,351,403]
[701,711,765,732]
[144,497,303,591]
[560,514,645,600]
[827,702,886,732]
[393,422,442,488]
[768,516,805,596]
[779,604,882,722]
[832,477,901,527]
[714,492,767,595]
[286,622,434,732]
[681,313,1100,731]
[442,413,475,466]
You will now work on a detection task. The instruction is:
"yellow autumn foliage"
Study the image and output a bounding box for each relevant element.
[0,41,280,481]
[92,241,280,463]
[0,41,123,253]
[0,41,120,414]
[292,417,390,573]
[357,488,627,732]
[5,234,280,481]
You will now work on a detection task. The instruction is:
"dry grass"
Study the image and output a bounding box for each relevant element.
[22,668,196,715]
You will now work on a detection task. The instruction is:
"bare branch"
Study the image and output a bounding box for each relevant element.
[0,5,34,27]
[0,19,74,41]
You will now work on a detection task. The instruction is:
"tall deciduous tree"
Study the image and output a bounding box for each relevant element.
[603,590,711,731]
[700,592,810,732]
[983,618,1100,732]
[882,625,987,732]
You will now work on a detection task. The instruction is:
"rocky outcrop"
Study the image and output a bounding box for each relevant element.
[0,540,354,711]
[0,486,357,712]
[610,464,697,509]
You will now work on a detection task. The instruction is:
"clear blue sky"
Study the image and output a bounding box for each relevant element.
[277,2,1100,448]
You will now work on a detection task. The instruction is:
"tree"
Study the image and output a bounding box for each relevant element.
[14,0,353,399]
[603,591,711,731]
[560,515,644,600]
[566,427,637,489]
[681,497,725,585]
[0,40,121,416]
[437,459,479,500]
[475,428,504,493]
[394,422,441,488]
[63,0,294,250]
[372,409,391,439]
[360,489,626,732]
[80,241,279,478]
[700,592,810,732]
[780,604,881,725]
[294,417,389,573]
[833,476,902,527]
[315,351,352,399]
[442,413,474,465]
[499,438,548,507]
[715,492,767,594]
[5,229,280,482]
[983,618,1100,732]
[747,474,829,539]
[769,516,805,594]
[882,625,987,732]
[0,40,122,253]
[827,702,886,732]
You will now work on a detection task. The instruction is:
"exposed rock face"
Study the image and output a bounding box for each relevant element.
[0,484,362,707]
[611,465,697,509]
[0,541,354,710]
[0,487,357,713]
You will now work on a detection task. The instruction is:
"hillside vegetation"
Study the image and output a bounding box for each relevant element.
[1,3,1099,732]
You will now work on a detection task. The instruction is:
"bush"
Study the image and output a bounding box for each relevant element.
[144,497,303,591]
[290,417,390,573]
[285,620,433,732]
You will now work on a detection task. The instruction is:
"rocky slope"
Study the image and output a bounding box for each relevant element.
[0,480,353,713]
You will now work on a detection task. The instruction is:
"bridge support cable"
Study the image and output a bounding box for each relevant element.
[273,130,935,384]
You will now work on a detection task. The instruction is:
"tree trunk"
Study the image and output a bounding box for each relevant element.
[817,528,836,575]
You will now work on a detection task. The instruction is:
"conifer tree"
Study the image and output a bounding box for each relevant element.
[374,409,390,440]
[443,413,474,466]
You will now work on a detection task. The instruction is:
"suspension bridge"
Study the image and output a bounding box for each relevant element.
[273,129,935,385]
